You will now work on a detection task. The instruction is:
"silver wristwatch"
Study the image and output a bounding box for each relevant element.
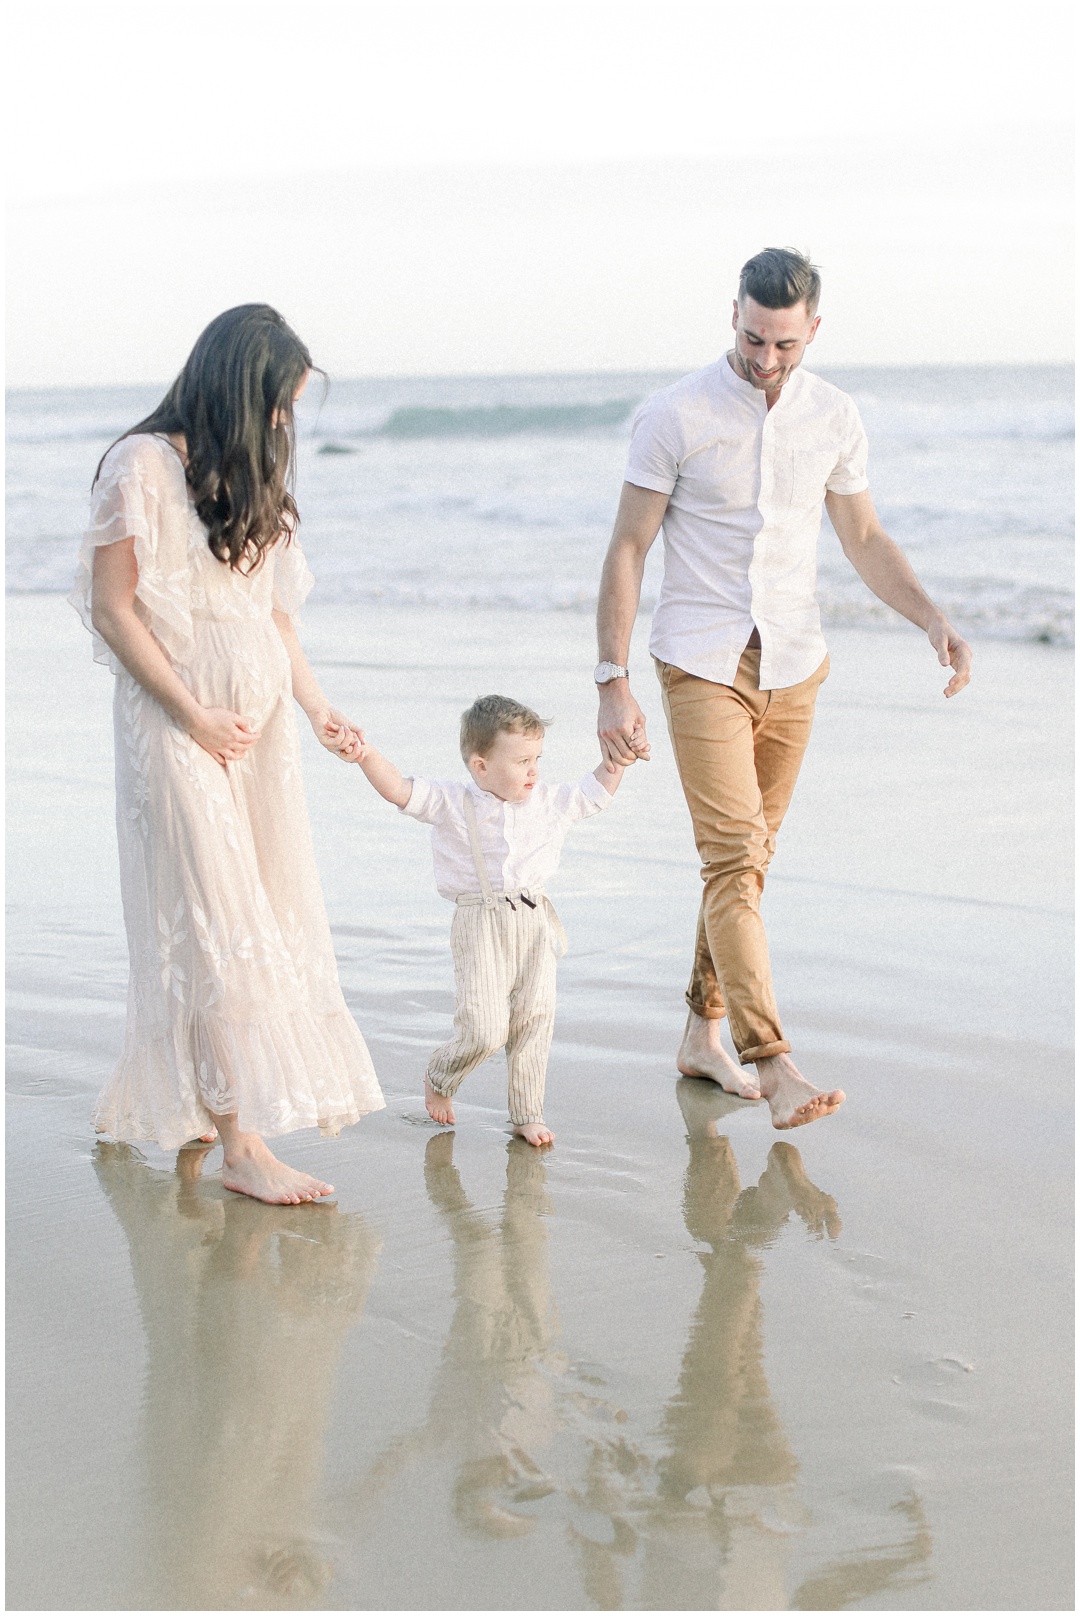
[594,661,629,684]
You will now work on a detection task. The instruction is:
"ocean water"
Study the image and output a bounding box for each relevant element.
[6,365,1074,644]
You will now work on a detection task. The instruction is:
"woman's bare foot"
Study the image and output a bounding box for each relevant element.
[219,1133,333,1204]
[676,1010,761,1099]
[424,1074,455,1126]
[179,1128,218,1148]
[513,1120,554,1147]
[754,1053,844,1129]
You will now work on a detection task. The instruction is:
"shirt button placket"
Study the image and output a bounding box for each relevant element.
[750,405,773,662]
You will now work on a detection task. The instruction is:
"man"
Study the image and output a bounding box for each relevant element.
[595,247,971,1129]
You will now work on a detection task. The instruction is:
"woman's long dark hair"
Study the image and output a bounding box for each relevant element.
[97,304,315,571]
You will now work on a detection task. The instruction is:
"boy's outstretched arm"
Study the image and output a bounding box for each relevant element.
[345,736,413,808]
[593,752,636,795]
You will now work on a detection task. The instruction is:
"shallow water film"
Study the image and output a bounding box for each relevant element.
[7,600,1073,1610]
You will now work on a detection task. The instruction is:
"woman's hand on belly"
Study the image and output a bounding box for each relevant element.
[188,705,261,767]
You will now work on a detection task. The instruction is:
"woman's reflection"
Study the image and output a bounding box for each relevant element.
[93,1142,380,1610]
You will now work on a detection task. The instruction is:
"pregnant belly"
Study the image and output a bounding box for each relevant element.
[182,619,291,729]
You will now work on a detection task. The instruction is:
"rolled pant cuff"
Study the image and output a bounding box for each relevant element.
[738,1039,791,1064]
[685,994,727,1022]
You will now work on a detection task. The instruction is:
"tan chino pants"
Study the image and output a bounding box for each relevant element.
[656,646,829,1064]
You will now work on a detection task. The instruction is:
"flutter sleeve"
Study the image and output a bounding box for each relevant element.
[270,534,316,619]
[69,434,196,672]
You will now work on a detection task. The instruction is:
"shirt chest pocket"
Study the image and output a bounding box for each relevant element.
[782,448,838,508]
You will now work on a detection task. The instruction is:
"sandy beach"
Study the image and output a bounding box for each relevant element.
[6,592,1073,1610]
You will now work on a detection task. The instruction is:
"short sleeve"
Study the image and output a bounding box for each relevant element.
[825,402,870,495]
[623,397,680,496]
[400,776,457,825]
[547,771,616,823]
[69,435,195,672]
[271,534,315,618]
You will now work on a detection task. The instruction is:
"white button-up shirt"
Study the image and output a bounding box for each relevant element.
[402,773,613,901]
[625,356,870,690]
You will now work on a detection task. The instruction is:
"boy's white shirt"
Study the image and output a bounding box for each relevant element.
[401,772,613,901]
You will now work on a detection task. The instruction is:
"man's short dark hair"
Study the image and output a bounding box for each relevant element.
[738,248,821,316]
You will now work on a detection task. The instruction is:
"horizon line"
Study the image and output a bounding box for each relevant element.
[7,359,1076,396]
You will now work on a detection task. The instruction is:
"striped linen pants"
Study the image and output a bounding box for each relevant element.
[426,895,559,1126]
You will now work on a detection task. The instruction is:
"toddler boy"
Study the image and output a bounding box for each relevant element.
[347,695,634,1144]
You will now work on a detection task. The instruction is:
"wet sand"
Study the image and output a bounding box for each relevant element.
[7,594,1073,1611]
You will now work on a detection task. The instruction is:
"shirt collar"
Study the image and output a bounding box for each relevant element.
[466,779,512,807]
[720,351,806,413]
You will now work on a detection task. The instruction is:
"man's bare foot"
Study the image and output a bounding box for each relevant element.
[754,1053,844,1129]
[675,1076,748,1137]
[761,1142,842,1238]
[220,1133,333,1204]
[425,1074,455,1126]
[676,1010,761,1099]
[513,1120,554,1147]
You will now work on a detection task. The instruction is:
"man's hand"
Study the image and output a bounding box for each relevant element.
[929,618,973,699]
[598,681,651,770]
[826,490,973,700]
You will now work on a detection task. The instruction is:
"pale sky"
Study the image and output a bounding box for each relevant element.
[6,0,1075,385]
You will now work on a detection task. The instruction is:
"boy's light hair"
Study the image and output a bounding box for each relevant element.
[460,694,550,762]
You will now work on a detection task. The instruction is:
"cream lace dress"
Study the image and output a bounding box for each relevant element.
[71,434,384,1150]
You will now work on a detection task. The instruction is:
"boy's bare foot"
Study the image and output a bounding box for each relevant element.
[754,1053,844,1129]
[513,1120,554,1147]
[424,1074,455,1126]
[220,1133,333,1204]
[676,1010,761,1099]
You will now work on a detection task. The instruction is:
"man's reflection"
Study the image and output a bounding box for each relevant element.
[93,1142,380,1610]
[574,1082,929,1611]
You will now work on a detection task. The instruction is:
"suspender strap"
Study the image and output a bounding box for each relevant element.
[461,791,496,905]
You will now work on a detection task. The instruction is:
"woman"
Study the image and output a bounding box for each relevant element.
[71,304,384,1204]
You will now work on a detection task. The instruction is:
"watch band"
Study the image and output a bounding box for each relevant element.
[594,661,629,684]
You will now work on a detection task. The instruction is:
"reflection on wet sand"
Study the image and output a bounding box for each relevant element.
[574,1080,930,1612]
[93,1143,380,1611]
[351,1132,565,1537]
[345,1096,930,1610]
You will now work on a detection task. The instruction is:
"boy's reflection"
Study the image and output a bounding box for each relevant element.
[352,1132,561,1538]
[93,1142,380,1610]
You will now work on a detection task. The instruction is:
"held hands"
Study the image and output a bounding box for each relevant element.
[598,682,651,773]
[188,707,260,767]
[928,618,973,698]
[309,705,366,761]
